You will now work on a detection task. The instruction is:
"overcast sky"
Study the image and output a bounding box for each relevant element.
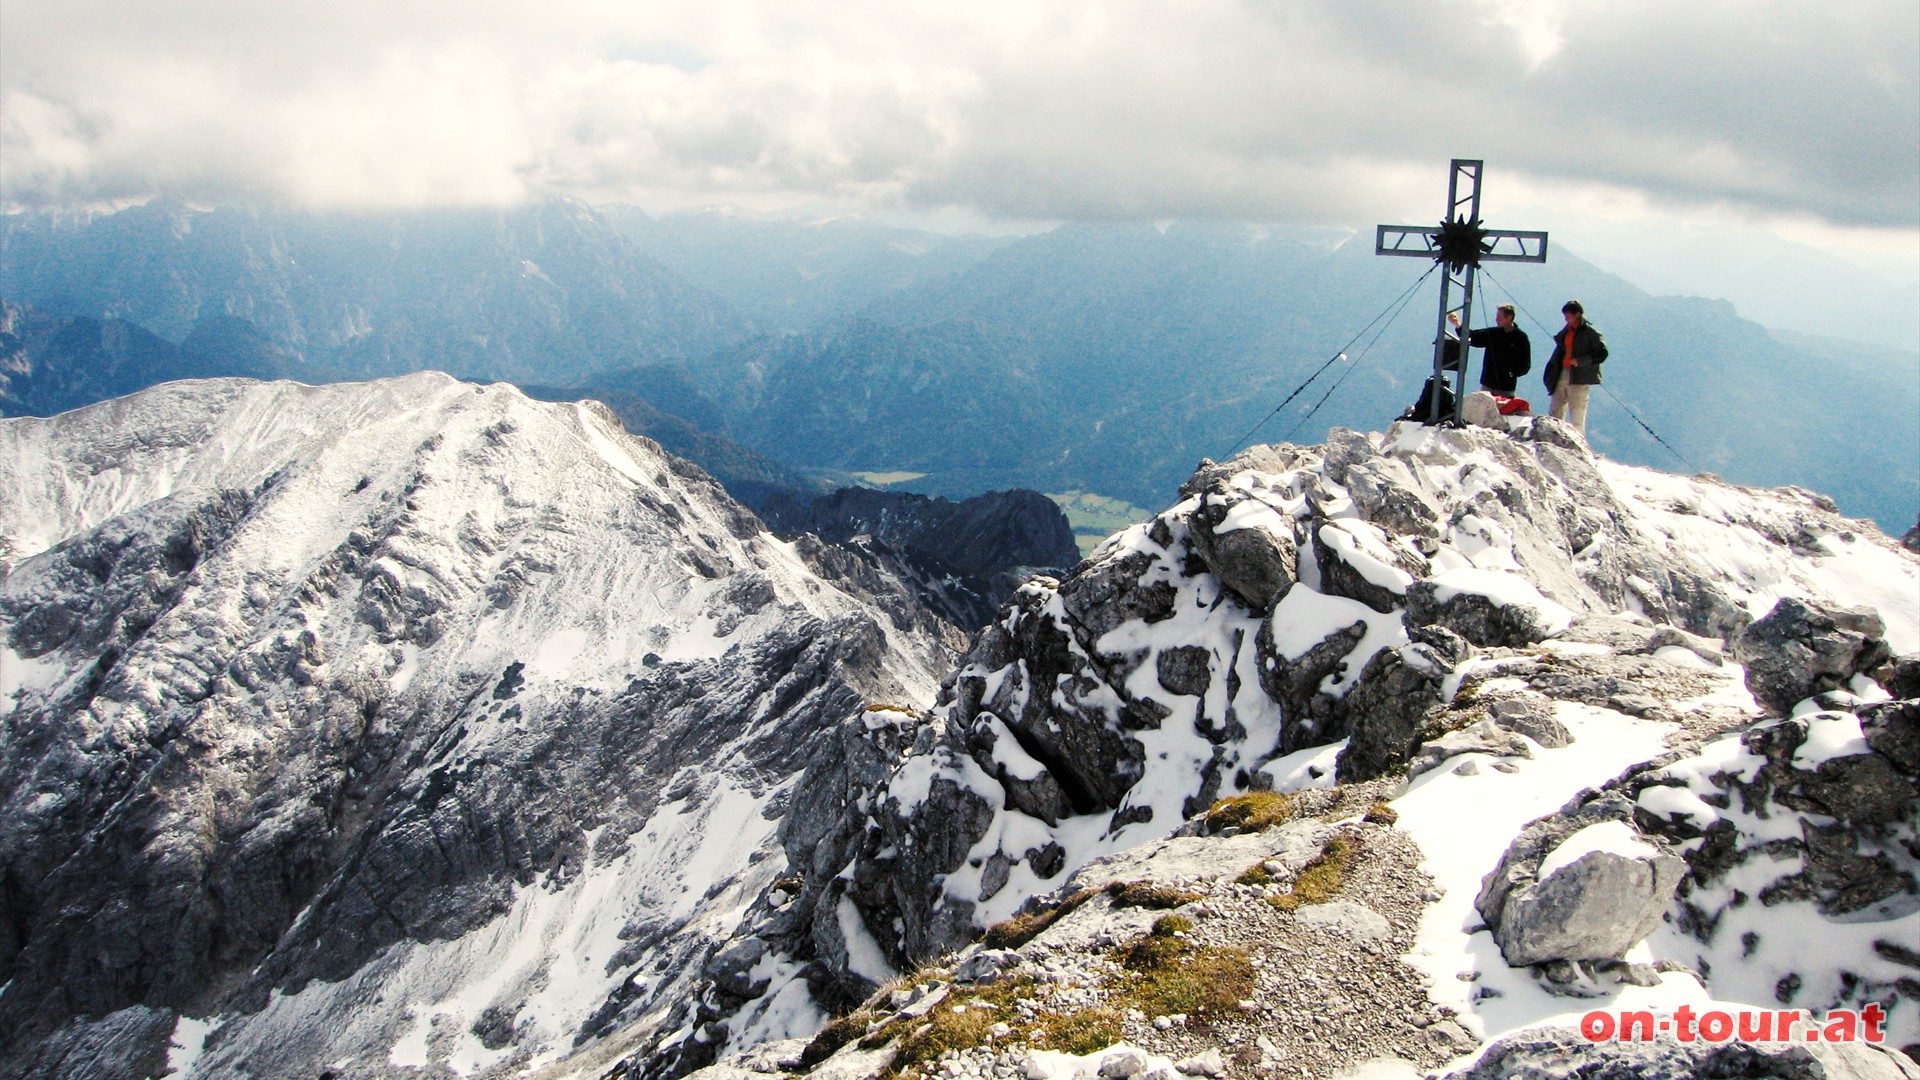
[2,0,1916,265]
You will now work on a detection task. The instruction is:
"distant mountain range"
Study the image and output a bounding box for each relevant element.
[0,199,746,385]
[2,202,1914,533]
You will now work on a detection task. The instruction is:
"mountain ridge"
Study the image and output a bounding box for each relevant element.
[5,204,1913,530]
[0,373,960,1077]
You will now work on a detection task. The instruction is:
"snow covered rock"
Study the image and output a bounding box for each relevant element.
[1734,596,1894,714]
[1185,481,1298,610]
[1335,636,1464,782]
[1640,707,1919,919]
[1313,517,1426,614]
[1475,795,1687,967]
[1486,692,1573,748]
[1404,568,1575,648]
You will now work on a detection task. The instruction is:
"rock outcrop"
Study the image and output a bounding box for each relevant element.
[1475,795,1688,967]
[1734,596,1894,714]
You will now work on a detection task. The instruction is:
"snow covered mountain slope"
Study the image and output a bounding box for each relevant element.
[0,373,958,1078]
[664,417,1919,1080]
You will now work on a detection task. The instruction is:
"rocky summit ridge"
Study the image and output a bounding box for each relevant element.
[650,417,1920,1080]
[1,379,1916,1080]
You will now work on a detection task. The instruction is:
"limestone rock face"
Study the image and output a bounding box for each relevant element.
[1313,517,1425,614]
[1735,596,1894,714]
[1185,482,1297,611]
[1335,641,1459,782]
[1476,796,1687,966]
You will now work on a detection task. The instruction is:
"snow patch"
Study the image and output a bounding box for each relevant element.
[165,1015,213,1078]
[532,628,591,679]
[1791,712,1870,770]
[836,896,899,985]
[1536,821,1661,879]
[1265,589,1391,661]
[1422,568,1575,635]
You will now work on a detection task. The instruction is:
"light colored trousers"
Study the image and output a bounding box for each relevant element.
[1550,381,1591,433]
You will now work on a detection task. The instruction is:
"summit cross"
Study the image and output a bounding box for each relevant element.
[1376,159,1549,424]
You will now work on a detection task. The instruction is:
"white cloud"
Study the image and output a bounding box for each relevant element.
[0,0,1913,243]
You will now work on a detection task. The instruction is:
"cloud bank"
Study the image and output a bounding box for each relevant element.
[1,0,1914,231]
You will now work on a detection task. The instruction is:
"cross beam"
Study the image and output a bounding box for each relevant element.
[1375,159,1548,425]
[1375,224,1549,266]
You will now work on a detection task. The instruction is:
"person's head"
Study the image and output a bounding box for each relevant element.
[1496,304,1516,327]
[1562,299,1584,326]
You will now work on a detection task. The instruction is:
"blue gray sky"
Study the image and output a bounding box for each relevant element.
[2,1,1915,273]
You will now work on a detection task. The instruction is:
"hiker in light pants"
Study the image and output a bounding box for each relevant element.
[1544,300,1607,434]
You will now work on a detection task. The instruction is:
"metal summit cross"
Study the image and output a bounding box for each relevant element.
[1376,159,1548,424]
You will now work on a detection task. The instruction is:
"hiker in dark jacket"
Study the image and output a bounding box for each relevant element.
[1543,299,1607,434]
[1448,304,1531,395]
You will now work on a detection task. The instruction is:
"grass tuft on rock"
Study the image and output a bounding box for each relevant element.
[1106,880,1204,910]
[1033,1008,1125,1055]
[1236,859,1279,887]
[1202,791,1297,833]
[980,887,1100,949]
[1108,924,1255,1028]
[1150,914,1194,936]
[1268,833,1356,912]
[802,1008,881,1067]
[882,1004,1000,1078]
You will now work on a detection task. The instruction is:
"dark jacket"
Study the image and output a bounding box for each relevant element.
[1466,325,1531,395]
[1544,322,1607,391]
